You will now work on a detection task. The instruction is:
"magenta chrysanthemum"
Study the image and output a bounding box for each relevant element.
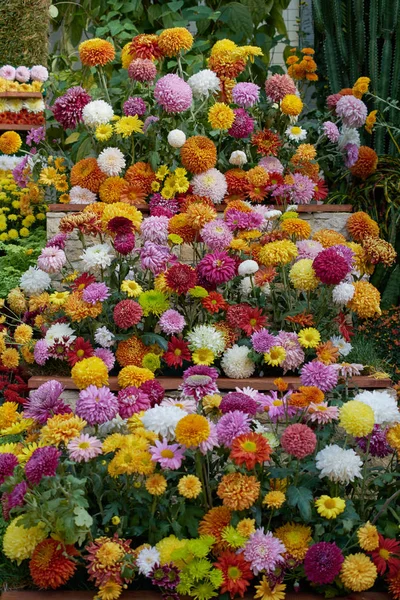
[158,309,186,335]
[114,232,136,255]
[331,244,354,268]
[140,241,171,275]
[313,247,350,285]
[326,93,342,111]
[228,108,255,139]
[304,542,344,584]
[52,86,92,130]
[217,410,251,447]
[33,339,49,366]
[180,367,219,400]
[243,528,286,575]
[2,481,28,519]
[117,386,151,418]
[300,361,339,392]
[201,220,233,251]
[37,246,66,274]
[148,193,179,217]
[275,331,305,372]
[128,58,157,82]
[123,96,146,117]
[76,385,118,425]
[232,82,260,107]
[280,423,317,459]
[154,74,192,113]
[46,233,68,250]
[323,121,340,143]
[140,379,165,406]
[24,380,71,424]
[25,446,61,485]
[94,348,115,371]
[0,453,18,484]
[291,173,315,204]
[251,329,276,353]
[141,216,169,244]
[220,392,258,415]
[265,74,297,102]
[197,251,236,285]
[82,282,110,304]
[336,95,368,128]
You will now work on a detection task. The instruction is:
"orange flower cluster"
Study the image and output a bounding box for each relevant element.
[286,47,318,81]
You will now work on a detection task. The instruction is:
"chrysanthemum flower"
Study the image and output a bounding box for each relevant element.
[243,528,286,575]
[214,551,253,598]
[258,239,298,266]
[217,472,260,511]
[315,495,345,519]
[130,33,163,60]
[71,356,109,389]
[281,94,303,116]
[79,38,115,66]
[313,228,347,248]
[347,280,381,319]
[254,578,286,600]
[363,235,397,267]
[230,432,271,469]
[158,27,193,56]
[252,129,282,156]
[297,327,321,348]
[289,258,318,291]
[3,517,47,564]
[0,131,22,154]
[347,211,379,241]
[357,522,379,551]
[177,474,202,498]
[70,157,106,193]
[275,522,312,560]
[371,534,400,577]
[208,102,235,130]
[128,58,157,82]
[280,423,316,459]
[180,135,217,174]
[154,74,192,113]
[263,490,285,509]
[340,553,377,591]
[118,365,154,389]
[304,542,344,585]
[40,413,86,446]
[339,400,375,437]
[175,414,210,447]
[29,539,77,589]
[263,346,286,367]
[145,473,167,495]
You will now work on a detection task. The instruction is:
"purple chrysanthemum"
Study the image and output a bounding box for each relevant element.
[150,563,180,590]
[313,247,351,285]
[323,121,340,143]
[225,209,263,231]
[159,309,186,335]
[220,392,258,415]
[197,251,236,285]
[216,410,251,447]
[251,329,276,353]
[300,361,339,392]
[25,446,61,485]
[117,386,151,419]
[336,95,368,128]
[148,193,179,217]
[123,96,146,117]
[243,528,286,575]
[200,220,233,251]
[12,156,30,188]
[154,74,192,113]
[291,173,315,204]
[183,365,219,382]
[232,82,260,107]
[94,348,115,371]
[76,385,118,425]
[33,339,49,366]
[52,86,92,130]
[140,379,165,406]
[0,453,18,484]
[141,215,169,244]
[296,240,324,261]
[304,542,344,584]
[24,380,71,424]
[356,425,393,458]
[275,331,305,373]
[140,241,171,275]
[228,108,255,139]
[259,156,284,174]
[2,481,28,519]
[344,143,359,167]
[143,115,160,132]
[114,231,136,255]
[46,232,68,250]
[82,282,110,304]
[26,126,45,147]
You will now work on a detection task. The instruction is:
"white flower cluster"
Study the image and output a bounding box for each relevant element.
[221,344,255,378]
[187,324,225,354]
[354,390,400,426]
[97,147,126,176]
[187,69,220,98]
[20,266,51,296]
[80,243,113,272]
[82,100,114,127]
[316,444,363,484]
[141,405,187,440]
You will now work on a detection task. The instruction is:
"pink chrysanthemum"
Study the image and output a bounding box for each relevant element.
[251,329,276,353]
[15,66,31,82]
[113,299,143,329]
[228,108,255,139]
[326,93,342,111]
[149,193,179,217]
[306,402,339,425]
[220,392,258,415]
[34,339,49,366]
[291,173,316,204]
[197,251,236,285]
[52,86,92,130]
[94,348,115,371]
[117,386,151,418]
[265,74,297,102]
[280,423,317,459]
[275,331,305,372]
[323,121,340,143]
[259,156,284,174]
[128,58,157,82]
[199,419,219,454]
[68,433,103,462]
[82,282,110,304]
[141,215,170,244]
[192,168,227,204]
[154,74,193,113]
[201,220,233,251]
[243,528,286,575]
[30,65,49,82]
[232,82,260,107]
[224,209,263,232]
[37,246,66,274]
[24,380,71,424]
[336,95,368,128]
[304,542,344,584]
[158,309,186,335]
[47,233,68,250]
[296,240,324,260]
[180,369,219,400]
[313,247,350,285]
[140,241,171,275]
[300,361,339,392]
[25,446,61,485]
[76,385,118,425]
[149,438,185,469]
[114,232,136,255]
[217,410,251,448]
[0,65,16,80]
[123,96,146,117]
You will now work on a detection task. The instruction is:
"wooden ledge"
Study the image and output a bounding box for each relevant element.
[0,123,43,130]
[0,91,43,98]
[48,203,353,214]
[28,375,393,392]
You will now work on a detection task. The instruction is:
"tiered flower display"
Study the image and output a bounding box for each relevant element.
[0,64,48,127]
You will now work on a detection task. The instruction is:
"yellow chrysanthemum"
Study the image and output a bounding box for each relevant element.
[0,401,19,429]
[339,400,375,437]
[71,356,109,390]
[289,258,319,291]
[14,324,33,345]
[263,490,286,509]
[340,553,377,592]
[158,27,193,57]
[156,535,187,566]
[145,474,167,495]
[237,518,256,538]
[117,365,154,389]
[3,517,47,564]
[1,348,20,368]
[0,131,22,155]
[95,123,114,142]
[365,110,377,134]
[297,327,321,348]
[208,103,235,130]
[97,580,122,600]
[274,522,312,560]
[114,115,143,138]
[175,414,210,447]
[258,240,298,266]
[281,94,303,116]
[315,495,346,519]
[49,291,70,306]
[387,423,400,452]
[177,474,202,498]
[264,346,286,367]
[192,348,215,366]
[347,281,381,319]
[254,577,286,600]
[357,522,379,551]
[120,279,143,298]
[40,413,86,446]
[202,393,222,413]
[281,217,311,239]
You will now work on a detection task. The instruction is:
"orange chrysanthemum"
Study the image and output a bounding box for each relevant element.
[254,266,277,286]
[158,27,193,57]
[125,162,156,194]
[217,473,260,511]
[294,160,320,182]
[281,218,311,240]
[79,38,115,67]
[225,169,249,200]
[347,211,380,242]
[175,414,210,447]
[198,506,232,552]
[275,523,312,560]
[186,202,217,230]
[251,129,282,156]
[312,228,347,248]
[70,158,107,193]
[363,236,397,268]
[63,292,103,323]
[116,336,148,367]
[350,146,378,179]
[208,53,246,79]
[129,34,163,61]
[224,199,253,214]
[99,177,125,204]
[29,539,77,589]
[120,182,147,205]
[168,213,197,243]
[180,136,217,174]
[388,571,400,600]
[316,341,340,365]
[230,433,272,470]
[290,386,324,408]
[293,143,317,162]
[179,193,214,212]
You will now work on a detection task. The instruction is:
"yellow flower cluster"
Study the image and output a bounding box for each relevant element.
[151,166,190,199]
[0,78,43,93]
[0,172,47,241]
[95,115,143,141]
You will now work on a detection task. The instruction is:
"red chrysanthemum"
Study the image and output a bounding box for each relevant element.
[230,433,272,470]
[107,216,134,235]
[251,129,282,156]
[113,300,143,329]
[226,303,252,329]
[389,570,400,600]
[313,178,329,201]
[129,34,163,61]
[29,539,77,589]
[225,169,250,199]
[164,337,191,368]
[335,311,354,342]
[280,423,317,459]
[201,292,228,313]
[165,264,197,295]
[67,337,94,366]
[372,535,400,577]
[238,306,267,336]
[266,172,285,188]
[214,551,253,599]
[71,273,97,292]
[86,535,133,587]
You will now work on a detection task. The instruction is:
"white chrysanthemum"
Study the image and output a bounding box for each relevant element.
[6,99,23,113]
[285,125,307,142]
[187,69,221,98]
[187,324,225,354]
[82,100,114,127]
[332,282,355,305]
[238,259,259,276]
[316,444,363,484]
[94,326,115,348]
[136,547,161,576]
[191,168,227,204]
[97,147,126,176]
[338,126,361,150]
[264,209,282,220]
[167,129,186,148]
[354,390,400,426]
[330,335,352,356]
[141,405,187,440]
[80,243,113,272]
[286,205,298,212]
[221,344,256,378]
[229,150,247,166]
[20,266,51,296]
[24,98,45,113]
[69,186,97,205]
[98,415,128,436]
[45,323,76,346]
[0,155,24,171]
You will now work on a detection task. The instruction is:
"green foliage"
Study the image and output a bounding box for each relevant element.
[0,0,50,66]
[346,332,393,377]
[356,307,400,381]
[0,229,46,297]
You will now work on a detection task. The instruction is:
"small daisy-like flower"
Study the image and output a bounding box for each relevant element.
[286,125,307,142]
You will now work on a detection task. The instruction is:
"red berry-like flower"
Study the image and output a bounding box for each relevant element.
[29,539,77,589]
[280,423,317,459]
[165,264,197,295]
[226,303,251,328]
[164,337,191,368]
[313,247,350,285]
[113,300,143,329]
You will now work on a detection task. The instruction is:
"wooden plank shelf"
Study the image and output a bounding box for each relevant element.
[0,123,43,130]
[0,91,43,98]
[49,203,354,213]
[28,375,392,392]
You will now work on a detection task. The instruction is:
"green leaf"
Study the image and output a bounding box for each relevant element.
[286,486,313,521]
[240,0,268,23]
[218,2,253,39]
[75,136,93,162]
[65,132,81,144]
[148,4,164,25]
[73,506,93,528]
[140,333,168,351]
[167,0,184,11]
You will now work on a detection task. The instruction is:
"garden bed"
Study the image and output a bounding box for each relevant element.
[0,591,392,599]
